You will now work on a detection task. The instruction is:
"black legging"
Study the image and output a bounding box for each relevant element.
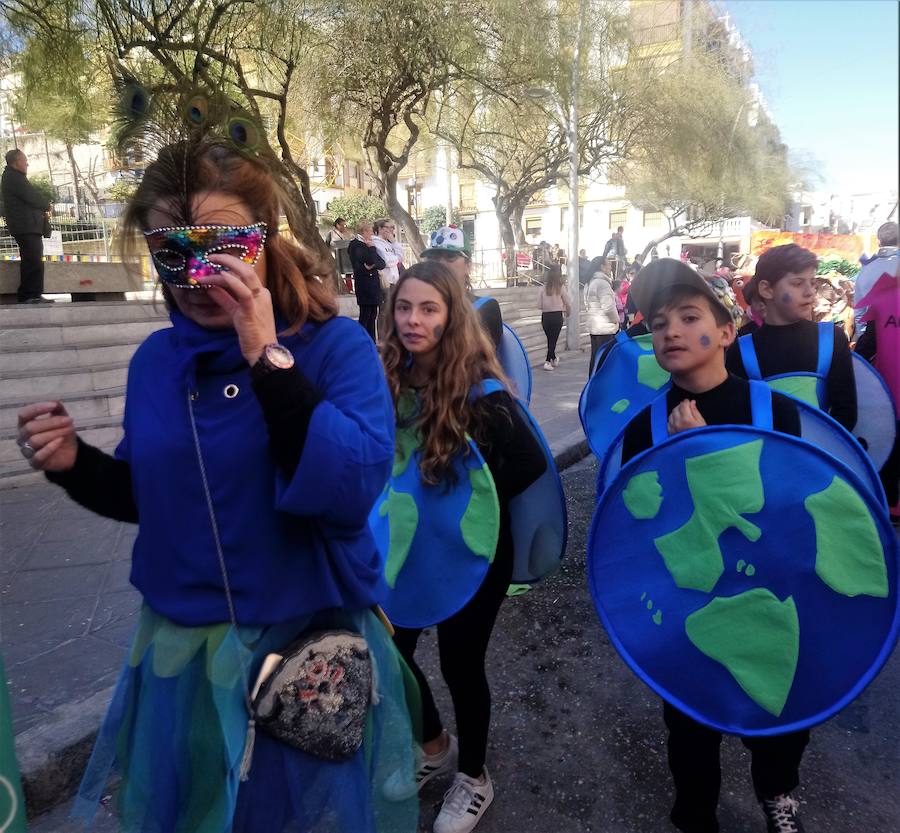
[541,311,563,362]
[589,333,616,377]
[664,703,809,833]
[13,233,44,301]
[393,542,513,778]
[358,305,378,340]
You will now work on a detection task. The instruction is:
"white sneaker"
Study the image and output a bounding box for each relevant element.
[383,732,458,801]
[433,768,494,833]
[543,361,554,371]
[552,357,559,367]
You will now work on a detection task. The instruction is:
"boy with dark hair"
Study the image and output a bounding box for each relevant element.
[725,243,857,431]
[621,260,808,833]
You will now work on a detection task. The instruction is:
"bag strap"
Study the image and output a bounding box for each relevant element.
[738,333,763,380]
[187,391,257,778]
[749,379,774,430]
[649,385,672,445]
[816,321,834,378]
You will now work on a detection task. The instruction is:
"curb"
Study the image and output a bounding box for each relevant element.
[19,436,592,821]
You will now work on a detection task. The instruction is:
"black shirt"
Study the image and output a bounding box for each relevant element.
[725,319,857,431]
[621,375,801,464]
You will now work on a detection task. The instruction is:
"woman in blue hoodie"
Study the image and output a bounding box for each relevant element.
[16,140,418,833]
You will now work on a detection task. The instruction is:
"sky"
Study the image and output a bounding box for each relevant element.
[722,0,899,195]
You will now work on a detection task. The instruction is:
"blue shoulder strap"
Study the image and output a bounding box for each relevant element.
[473,296,491,310]
[738,333,763,380]
[749,380,774,430]
[650,381,772,444]
[471,377,505,400]
[816,321,834,378]
[649,386,671,445]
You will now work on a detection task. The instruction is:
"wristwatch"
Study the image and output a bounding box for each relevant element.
[250,343,295,382]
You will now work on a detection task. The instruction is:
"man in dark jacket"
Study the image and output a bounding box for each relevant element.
[2,150,51,303]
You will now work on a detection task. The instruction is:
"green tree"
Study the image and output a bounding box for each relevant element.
[418,205,461,236]
[320,194,386,230]
[614,54,793,261]
[9,0,108,216]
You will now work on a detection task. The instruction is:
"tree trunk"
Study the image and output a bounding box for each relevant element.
[493,195,517,278]
[64,140,82,220]
[382,168,425,258]
[640,226,685,263]
[511,204,527,249]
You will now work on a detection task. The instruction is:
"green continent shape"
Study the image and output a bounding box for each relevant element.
[392,424,420,478]
[685,589,799,717]
[805,476,888,598]
[767,376,820,407]
[611,398,630,414]
[460,463,499,562]
[637,354,670,391]
[654,440,764,592]
[380,489,419,588]
[623,471,663,519]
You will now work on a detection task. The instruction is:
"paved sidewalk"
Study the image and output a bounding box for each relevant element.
[0,346,592,819]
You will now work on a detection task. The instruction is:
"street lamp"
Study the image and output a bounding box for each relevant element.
[525,85,582,352]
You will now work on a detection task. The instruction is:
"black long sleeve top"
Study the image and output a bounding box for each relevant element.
[725,320,857,431]
[621,375,800,464]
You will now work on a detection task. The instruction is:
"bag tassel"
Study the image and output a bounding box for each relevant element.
[239,718,256,782]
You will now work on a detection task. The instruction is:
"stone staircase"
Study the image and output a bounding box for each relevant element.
[0,287,589,488]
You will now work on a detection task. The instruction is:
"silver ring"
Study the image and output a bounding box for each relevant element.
[19,441,35,459]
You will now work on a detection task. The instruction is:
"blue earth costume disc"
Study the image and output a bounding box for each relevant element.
[369,391,500,629]
[597,385,887,507]
[473,297,532,404]
[478,380,568,589]
[850,352,897,471]
[579,332,670,458]
[588,396,900,735]
[739,321,897,470]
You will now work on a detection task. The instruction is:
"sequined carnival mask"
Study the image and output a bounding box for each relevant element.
[144,222,267,288]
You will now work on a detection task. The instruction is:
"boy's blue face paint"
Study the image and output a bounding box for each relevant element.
[699,334,711,348]
[782,293,792,304]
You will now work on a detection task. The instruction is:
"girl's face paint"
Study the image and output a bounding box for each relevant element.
[782,293,792,304]
[433,324,444,341]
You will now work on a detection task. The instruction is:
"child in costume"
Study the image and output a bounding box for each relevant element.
[379,261,546,833]
[17,109,417,831]
[621,260,809,833]
[421,225,502,348]
[726,243,857,431]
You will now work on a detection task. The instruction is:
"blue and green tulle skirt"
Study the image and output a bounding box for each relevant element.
[72,605,420,833]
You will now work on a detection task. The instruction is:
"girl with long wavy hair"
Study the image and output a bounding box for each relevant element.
[379,261,546,833]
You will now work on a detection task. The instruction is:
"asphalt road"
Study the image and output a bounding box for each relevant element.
[30,457,900,832]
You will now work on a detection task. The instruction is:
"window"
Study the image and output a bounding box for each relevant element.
[609,209,628,229]
[347,160,362,189]
[525,217,542,238]
[643,210,665,226]
[459,183,476,210]
[561,207,585,230]
[406,184,422,219]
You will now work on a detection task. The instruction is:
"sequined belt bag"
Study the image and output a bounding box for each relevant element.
[186,392,372,777]
[249,629,372,762]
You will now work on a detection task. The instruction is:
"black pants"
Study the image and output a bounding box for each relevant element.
[541,311,564,362]
[13,234,44,301]
[664,703,810,833]
[358,304,378,340]
[392,544,512,778]
[589,333,615,378]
